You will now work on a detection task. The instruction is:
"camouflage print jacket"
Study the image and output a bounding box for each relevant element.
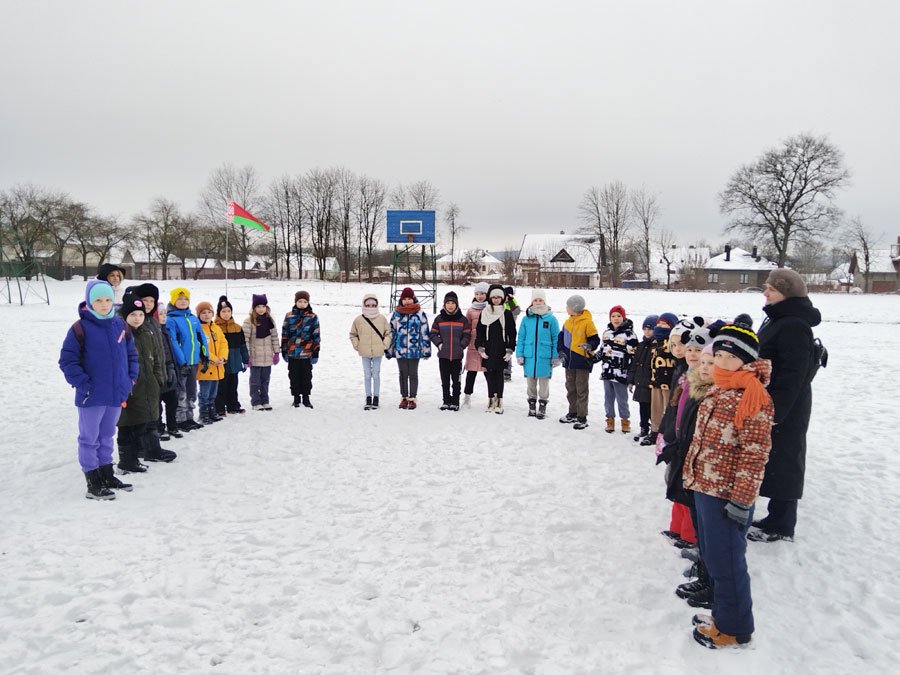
[682,359,774,506]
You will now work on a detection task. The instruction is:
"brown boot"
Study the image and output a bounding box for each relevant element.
[621,419,631,434]
[605,417,615,433]
[693,620,751,649]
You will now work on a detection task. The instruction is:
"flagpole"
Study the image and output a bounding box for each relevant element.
[225,207,229,294]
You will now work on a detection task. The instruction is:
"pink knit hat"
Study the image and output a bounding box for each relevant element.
[701,343,714,356]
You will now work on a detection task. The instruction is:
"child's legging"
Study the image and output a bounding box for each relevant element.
[361,356,382,397]
[485,369,505,398]
[464,369,487,395]
[397,358,420,398]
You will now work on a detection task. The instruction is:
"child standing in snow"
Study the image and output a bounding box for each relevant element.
[475,284,517,414]
[281,290,321,409]
[503,286,522,382]
[515,289,560,419]
[155,303,183,439]
[627,315,658,441]
[642,312,678,446]
[166,287,209,431]
[462,282,489,408]
[600,305,639,434]
[682,320,773,649]
[243,294,280,411]
[557,295,600,429]
[58,280,138,500]
[196,300,228,424]
[214,295,249,415]
[349,293,391,410]
[430,291,471,411]
[387,287,431,410]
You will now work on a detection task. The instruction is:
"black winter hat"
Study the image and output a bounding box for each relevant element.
[120,288,144,318]
[132,282,159,302]
[97,262,126,281]
[504,286,515,297]
[713,319,759,364]
[443,291,459,305]
[217,295,233,315]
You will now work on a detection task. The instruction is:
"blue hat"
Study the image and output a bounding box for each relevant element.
[642,314,659,330]
[86,279,114,305]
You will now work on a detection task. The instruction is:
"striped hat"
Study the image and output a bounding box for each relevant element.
[713,320,759,364]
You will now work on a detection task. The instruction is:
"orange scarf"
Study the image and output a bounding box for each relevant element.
[712,365,768,429]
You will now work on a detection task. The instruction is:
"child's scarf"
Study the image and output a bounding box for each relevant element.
[395,302,422,315]
[712,365,768,429]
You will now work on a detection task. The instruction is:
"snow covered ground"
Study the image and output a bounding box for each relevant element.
[1,278,898,674]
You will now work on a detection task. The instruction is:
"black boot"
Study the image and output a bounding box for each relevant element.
[85,469,115,500]
[141,424,177,463]
[117,437,148,474]
[364,396,373,410]
[372,396,380,409]
[527,398,537,417]
[293,395,301,408]
[302,395,313,409]
[536,400,547,420]
[99,464,133,492]
[640,431,658,446]
[573,417,589,430]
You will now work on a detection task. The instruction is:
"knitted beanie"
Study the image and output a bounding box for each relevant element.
[713,320,760,364]
[670,316,706,346]
[657,312,679,329]
[504,286,515,297]
[217,295,233,315]
[488,284,506,301]
[443,291,459,305]
[609,304,626,320]
[195,301,214,317]
[473,282,490,295]
[531,289,547,304]
[566,295,586,313]
[400,287,416,302]
[86,279,114,305]
[170,287,190,304]
[120,289,145,318]
[133,282,159,302]
[642,314,659,330]
[294,290,310,303]
[252,293,268,307]
[766,268,807,299]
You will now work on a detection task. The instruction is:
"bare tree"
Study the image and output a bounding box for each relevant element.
[444,202,466,283]
[92,216,131,268]
[133,198,189,280]
[499,247,518,283]
[301,167,337,279]
[0,184,66,275]
[842,217,881,293]
[44,196,82,276]
[189,223,227,280]
[579,181,630,286]
[334,167,358,281]
[654,228,678,290]
[720,133,850,268]
[631,187,659,283]
[69,206,104,275]
[199,163,263,273]
[356,175,386,282]
[264,174,305,279]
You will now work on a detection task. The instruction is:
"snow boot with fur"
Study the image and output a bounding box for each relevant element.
[527,398,537,417]
[536,400,547,420]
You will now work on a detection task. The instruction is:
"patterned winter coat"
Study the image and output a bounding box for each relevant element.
[389,308,431,359]
[649,336,676,389]
[119,321,165,427]
[464,304,487,372]
[430,309,471,361]
[215,316,250,374]
[515,308,560,379]
[600,319,639,383]
[627,337,654,403]
[557,310,601,372]
[243,313,280,365]
[682,360,774,506]
[281,305,321,360]
[198,321,229,381]
[58,302,138,408]
[350,313,391,358]
[166,305,209,366]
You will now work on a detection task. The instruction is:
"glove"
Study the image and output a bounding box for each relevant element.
[551,357,561,368]
[478,348,488,359]
[516,356,525,366]
[273,353,280,366]
[503,348,514,362]
[311,357,319,365]
[724,501,752,526]
[384,349,393,359]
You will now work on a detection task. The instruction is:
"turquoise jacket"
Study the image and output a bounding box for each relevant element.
[515,308,560,379]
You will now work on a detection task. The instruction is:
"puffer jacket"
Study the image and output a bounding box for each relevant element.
[600,319,639,383]
[464,304,486,372]
[515,308,560,379]
[58,302,138,408]
[215,316,249,374]
[430,308,471,360]
[350,313,391,358]
[166,305,208,366]
[281,305,321,360]
[682,360,774,506]
[627,337,654,403]
[475,306,517,371]
[389,308,431,359]
[198,321,229,380]
[243,313,280,366]
[119,321,164,427]
[649,336,676,389]
[159,323,181,392]
[557,310,601,371]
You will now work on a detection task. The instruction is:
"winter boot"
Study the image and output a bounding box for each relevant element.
[494,398,504,414]
[621,419,631,434]
[559,411,577,424]
[99,464,132,492]
[440,400,451,411]
[406,398,416,410]
[503,370,511,382]
[634,425,649,442]
[84,469,115,500]
[605,417,616,433]
[168,427,183,439]
[364,396,373,410]
[693,620,751,649]
[486,395,497,412]
[573,417,589,430]
[141,426,177,463]
[640,431,658,446]
[117,439,148,474]
[160,428,171,441]
[527,399,537,417]
[536,400,548,420]
[449,397,460,411]
[399,398,409,409]
[684,585,714,609]
[293,395,301,408]
[372,396,380,409]
[463,394,471,408]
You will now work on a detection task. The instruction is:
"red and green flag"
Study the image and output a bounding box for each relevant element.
[228,201,270,232]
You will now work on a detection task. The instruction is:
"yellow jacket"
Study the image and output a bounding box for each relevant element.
[198,321,229,380]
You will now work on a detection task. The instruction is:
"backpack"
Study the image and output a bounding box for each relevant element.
[70,319,132,358]
[808,337,828,383]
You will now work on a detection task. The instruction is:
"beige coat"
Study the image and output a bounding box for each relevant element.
[350,313,391,357]
[242,316,280,365]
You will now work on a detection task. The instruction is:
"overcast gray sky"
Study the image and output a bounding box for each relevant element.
[2,0,898,251]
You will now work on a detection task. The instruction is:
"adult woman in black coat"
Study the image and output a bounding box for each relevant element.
[476,285,517,414]
[750,269,822,542]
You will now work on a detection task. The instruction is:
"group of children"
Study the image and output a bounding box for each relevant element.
[61,273,776,650]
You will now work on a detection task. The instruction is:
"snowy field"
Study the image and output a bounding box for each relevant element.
[1,278,898,674]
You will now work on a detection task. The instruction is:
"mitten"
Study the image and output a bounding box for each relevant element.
[551,357,561,368]
[724,501,752,526]
[516,356,525,366]
[273,353,280,366]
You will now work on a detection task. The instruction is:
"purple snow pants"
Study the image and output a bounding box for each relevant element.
[77,405,122,472]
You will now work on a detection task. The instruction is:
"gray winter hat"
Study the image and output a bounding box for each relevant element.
[473,282,490,295]
[566,294,586,313]
[766,268,807,299]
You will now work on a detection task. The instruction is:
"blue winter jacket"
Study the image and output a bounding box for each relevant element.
[389,308,431,359]
[58,302,139,407]
[516,308,560,379]
[281,305,321,359]
[166,305,209,366]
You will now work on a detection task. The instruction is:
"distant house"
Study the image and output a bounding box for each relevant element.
[268,254,340,281]
[122,250,269,280]
[649,246,711,288]
[516,233,603,288]
[435,249,503,282]
[703,246,776,291]
[845,238,900,292]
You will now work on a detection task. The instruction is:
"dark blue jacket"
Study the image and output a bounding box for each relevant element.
[166,305,209,366]
[429,309,471,360]
[58,302,138,407]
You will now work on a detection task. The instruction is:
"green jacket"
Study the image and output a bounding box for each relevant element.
[119,322,165,427]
